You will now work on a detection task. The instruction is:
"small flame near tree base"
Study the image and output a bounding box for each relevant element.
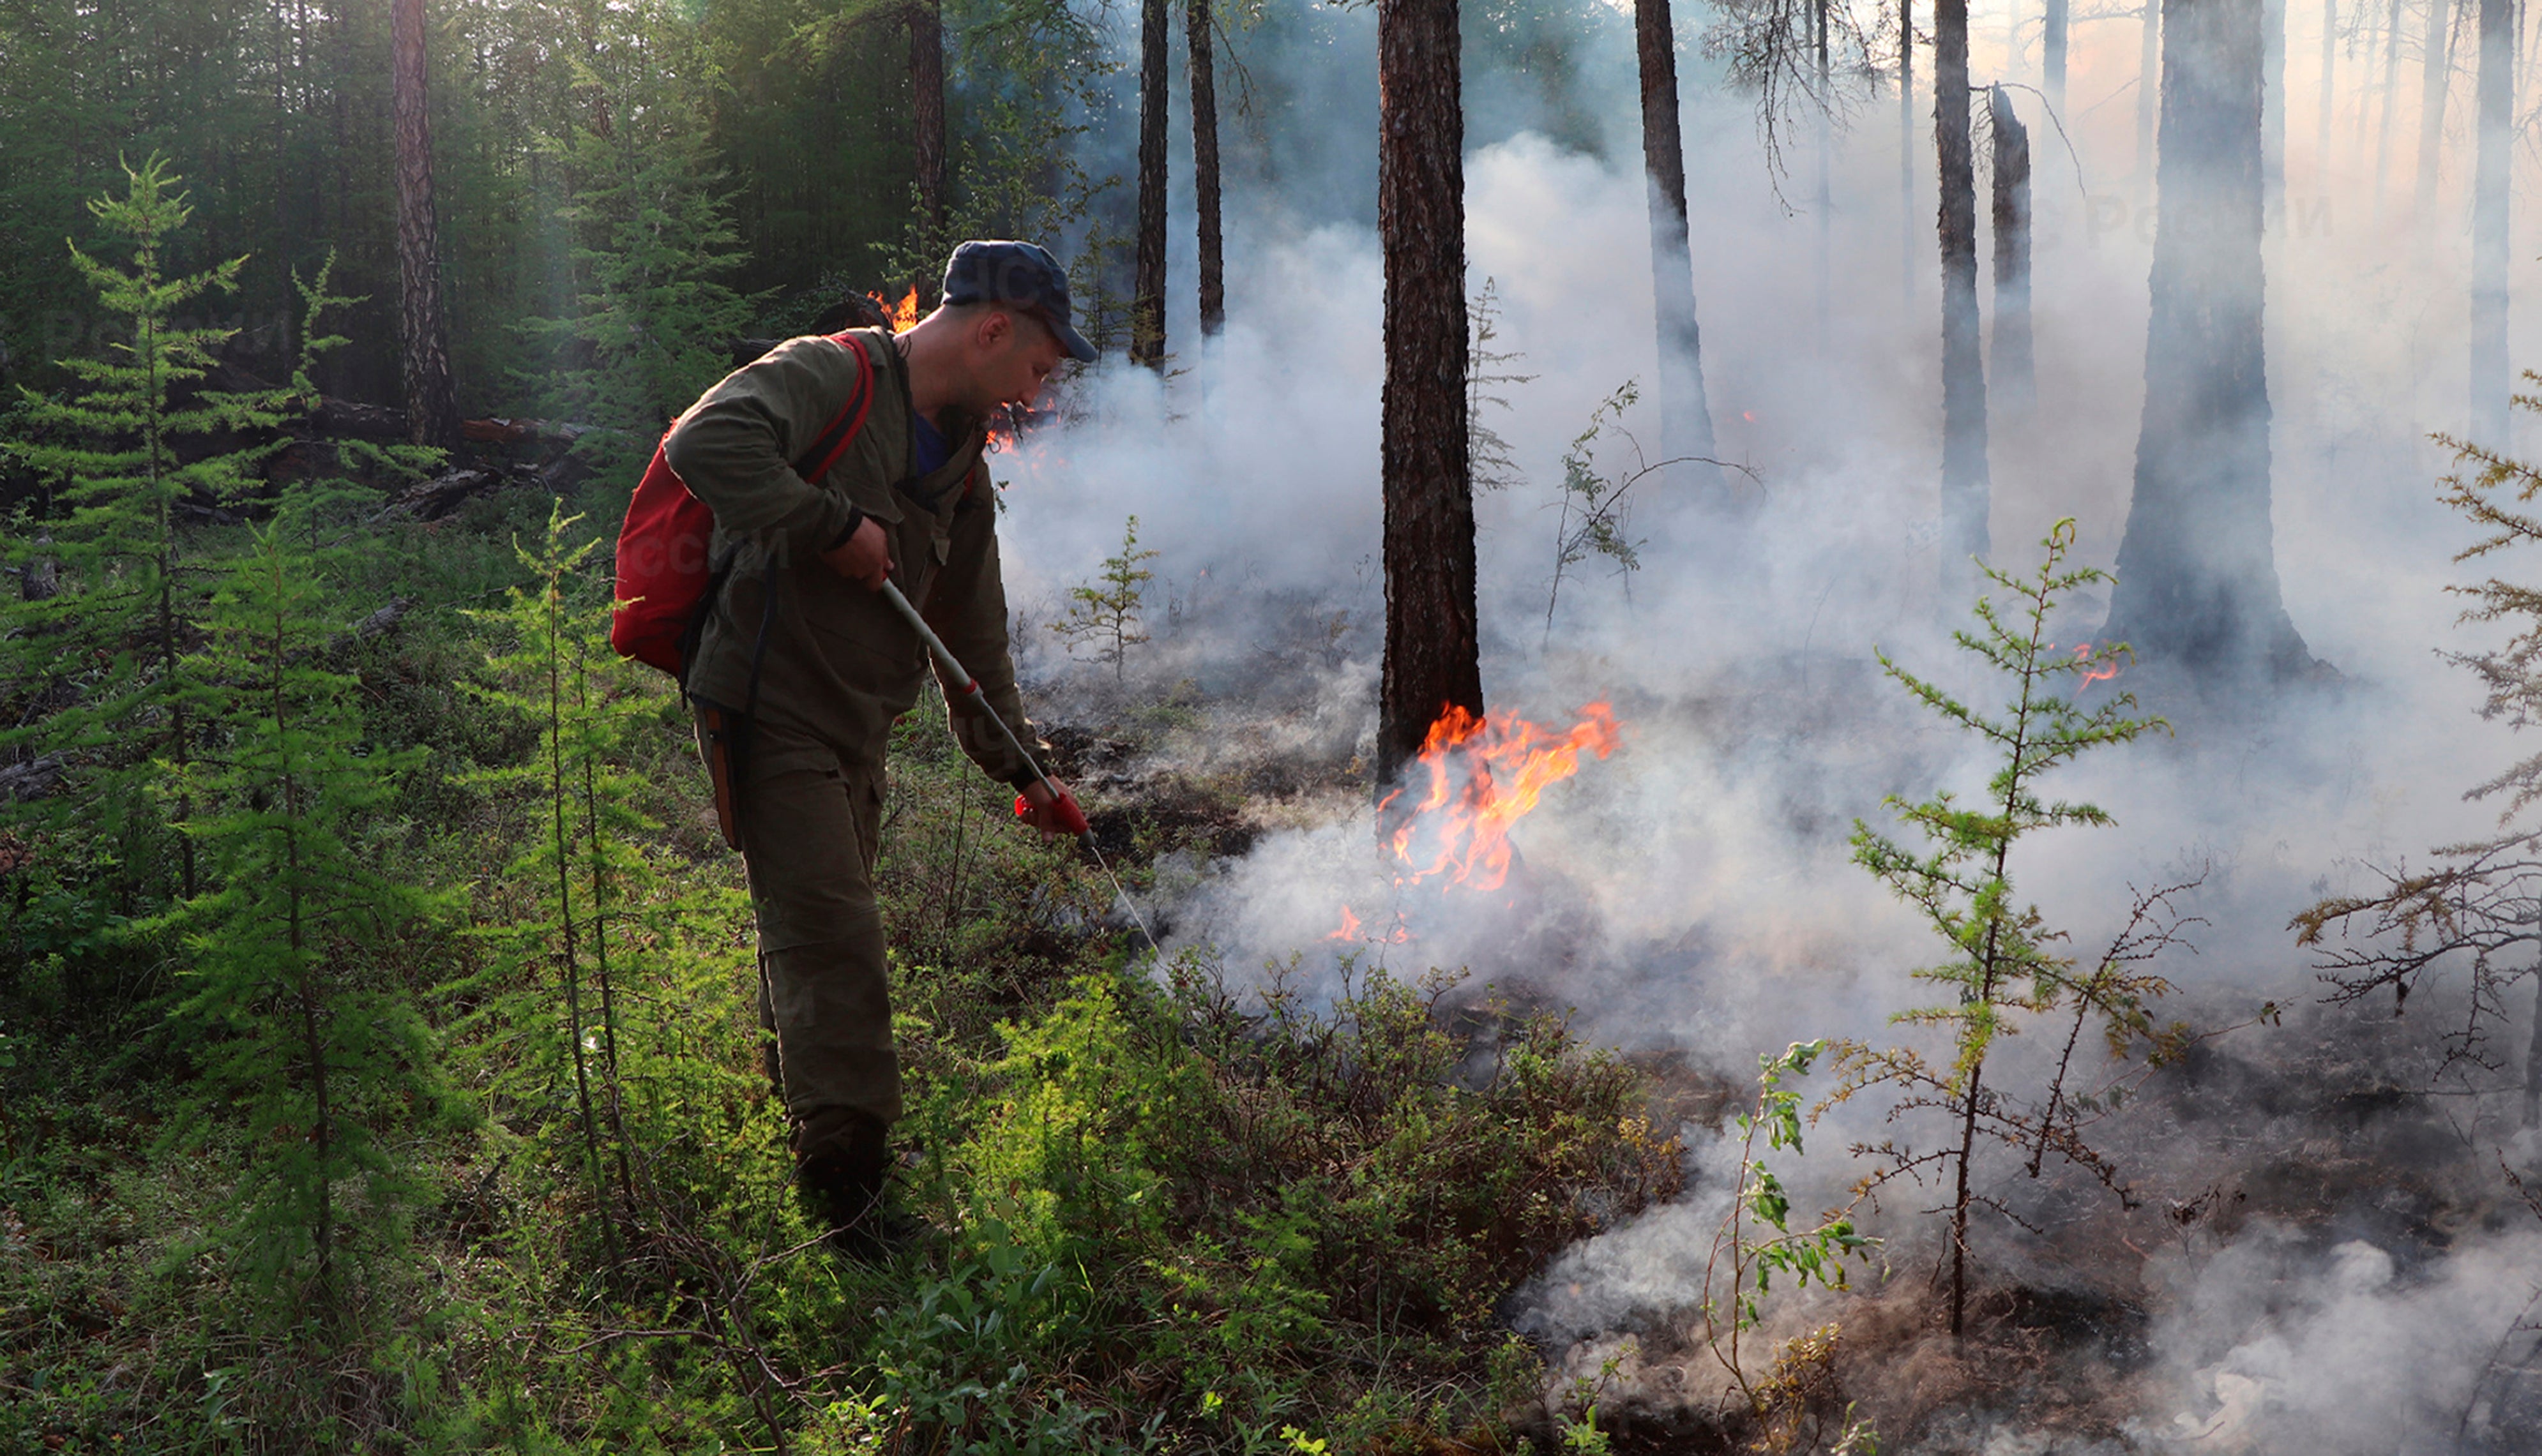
[1333,701,1623,947]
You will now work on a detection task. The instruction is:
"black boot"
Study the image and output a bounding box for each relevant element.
[792,1109,908,1259]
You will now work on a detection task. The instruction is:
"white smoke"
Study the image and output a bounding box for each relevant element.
[985,0,2542,1443]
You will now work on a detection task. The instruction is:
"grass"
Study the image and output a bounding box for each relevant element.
[0,495,1688,1453]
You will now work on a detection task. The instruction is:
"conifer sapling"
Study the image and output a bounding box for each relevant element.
[1825,520,2193,1337]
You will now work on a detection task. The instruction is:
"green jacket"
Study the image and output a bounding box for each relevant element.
[662,327,1040,784]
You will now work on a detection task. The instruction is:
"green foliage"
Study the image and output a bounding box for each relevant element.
[1468,276,1536,496]
[1544,381,1649,634]
[530,13,760,481]
[448,504,660,1254]
[2,156,292,910]
[1052,514,1160,682]
[151,499,454,1308]
[1697,1040,1875,1430]
[884,954,1683,1439]
[0,8,1720,1448]
[872,0,1119,310]
[1552,1344,1631,1453]
[1826,520,2183,1335]
[2298,401,2542,1116]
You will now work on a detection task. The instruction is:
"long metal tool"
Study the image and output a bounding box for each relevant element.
[877,580,1160,954]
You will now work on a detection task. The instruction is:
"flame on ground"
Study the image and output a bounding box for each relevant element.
[1377,701,1623,893]
[1328,903,1413,945]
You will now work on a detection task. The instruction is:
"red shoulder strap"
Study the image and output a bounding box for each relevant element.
[789,331,878,484]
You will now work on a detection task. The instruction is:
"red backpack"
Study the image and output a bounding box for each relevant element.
[612,332,877,679]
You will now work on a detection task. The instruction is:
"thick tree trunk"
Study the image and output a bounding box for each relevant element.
[2472,0,2510,440]
[2413,0,2455,221]
[1377,0,1481,786]
[2046,0,2070,109]
[1937,0,1990,584]
[1189,0,1225,338]
[1637,0,1723,495]
[2107,0,2317,682]
[911,0,947,305]
[1132,0,1170,370]
[1903,0,1918,302]
[1991,87,2035,416]
[391,0,459,449]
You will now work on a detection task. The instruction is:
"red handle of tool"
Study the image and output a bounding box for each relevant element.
[1015,789,1091,838]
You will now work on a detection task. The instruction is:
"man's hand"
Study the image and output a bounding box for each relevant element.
[820,516,892,590]
[1015,777,1091,838]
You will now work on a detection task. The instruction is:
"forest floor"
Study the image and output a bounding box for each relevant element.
[6,479,2542,1455]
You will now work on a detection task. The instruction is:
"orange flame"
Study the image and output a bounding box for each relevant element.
[2073,643,2122,687]
[866,285,921,332]
[1377,702,1623,893]
[1329,904,1363,941]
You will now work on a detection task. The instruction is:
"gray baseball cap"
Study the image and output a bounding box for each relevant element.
[941,240,1098,363]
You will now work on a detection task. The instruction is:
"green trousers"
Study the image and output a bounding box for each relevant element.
[701,707,901,1157]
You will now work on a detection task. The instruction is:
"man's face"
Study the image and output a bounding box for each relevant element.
[969,308,1068,414]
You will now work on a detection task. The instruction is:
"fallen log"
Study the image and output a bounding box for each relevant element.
[329,596,414,652]
[17,533,56,602]
[308,396,591,450]
[0,754,63,803]
[462,416,593,446]
[312,396,412,442]
[376,466,509,522]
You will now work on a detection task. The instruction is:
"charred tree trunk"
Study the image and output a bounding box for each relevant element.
[1189,0,1225,338]
[1991,87,2035,416]
[1637,0,1722,495]
[2107,0,2318,683]
[2414,0,2455,221]
[1903,0,1918,302]
[1937,0,1990,583]
[391,0,459,449]
[911,0,948,305]
[2046,0,2070,109]
[1377,0,1480,786]
[2472,0,2510,440]
[1132,0,1170,370]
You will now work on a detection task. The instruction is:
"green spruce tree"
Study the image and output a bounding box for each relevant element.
[3,156,298,908]
[155,497,451,1306]
[536,46,758,481]
[1052,515,1160,682]
[453,506,649,1254]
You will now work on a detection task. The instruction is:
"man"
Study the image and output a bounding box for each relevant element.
[663,241,1099,1248]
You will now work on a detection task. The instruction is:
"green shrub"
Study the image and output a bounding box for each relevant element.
[889,954,1684,1441]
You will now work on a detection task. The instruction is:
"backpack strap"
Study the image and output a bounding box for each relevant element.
[792,331,877,484]
[685,330,882,712]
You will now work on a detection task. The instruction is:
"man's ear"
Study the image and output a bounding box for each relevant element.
[976,308,1015,352]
